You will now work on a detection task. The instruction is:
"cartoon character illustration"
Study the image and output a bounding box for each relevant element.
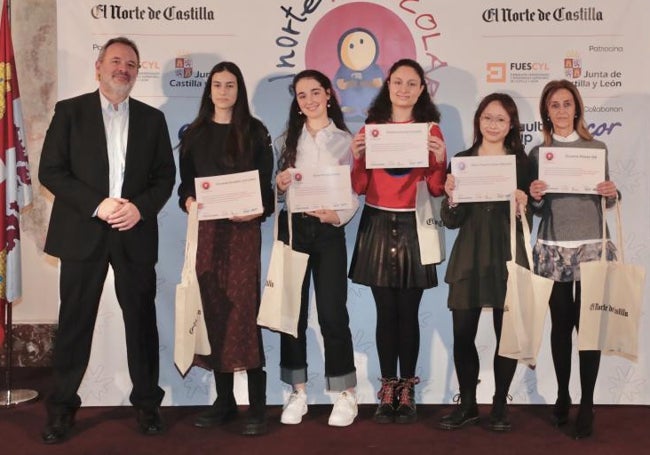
[334,28,383,121]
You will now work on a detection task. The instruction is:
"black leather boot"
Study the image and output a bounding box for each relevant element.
[373,377,398,424]
[439,390,479,430]
[194,372,238,428]
[395,377,420,424]
[241,368,268,436]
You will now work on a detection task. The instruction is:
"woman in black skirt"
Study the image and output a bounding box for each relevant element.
[349,59,446,424]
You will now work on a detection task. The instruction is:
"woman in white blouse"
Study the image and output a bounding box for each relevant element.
[275,69,359,428]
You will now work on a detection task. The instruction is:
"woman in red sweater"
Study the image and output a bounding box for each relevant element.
[349,58,446,424]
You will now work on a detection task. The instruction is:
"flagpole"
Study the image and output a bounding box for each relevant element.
[0,0,39,408]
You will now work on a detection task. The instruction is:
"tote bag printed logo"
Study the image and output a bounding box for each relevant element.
[589,302,629,317]
[188,308,204,335]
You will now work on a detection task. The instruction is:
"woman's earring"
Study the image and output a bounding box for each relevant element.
[327,103,331,108]
[298,110,303,115]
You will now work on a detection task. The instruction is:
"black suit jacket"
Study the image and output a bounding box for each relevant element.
[39,90,175,263]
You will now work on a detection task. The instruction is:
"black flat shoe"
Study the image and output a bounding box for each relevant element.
[552,397,571,427]
[41,412,75,445]
[137,407,164,435]
[439,404,480,430]
[194,403,238,428]
[241,415,268,436]
[574,406,594,440]
[487,399,511,432]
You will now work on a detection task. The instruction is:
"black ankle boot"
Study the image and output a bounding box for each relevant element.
[242,368,268,436]
[487,395,511,432]
[373,377,398,424]
[575,404,594,440]
[194,373,238,428]
[395,377,419,424]
[552,395,571,427]
[439,390,479,430]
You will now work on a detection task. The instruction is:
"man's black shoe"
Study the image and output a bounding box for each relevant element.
[137,407,164,435]
[42,412,75,444]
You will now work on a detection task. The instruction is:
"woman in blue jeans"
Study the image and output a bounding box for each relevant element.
[275,69,359,427]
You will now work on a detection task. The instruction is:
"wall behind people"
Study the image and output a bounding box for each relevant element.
[13,0,650,406]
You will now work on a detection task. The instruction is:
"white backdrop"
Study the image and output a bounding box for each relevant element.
[50,0,650,406]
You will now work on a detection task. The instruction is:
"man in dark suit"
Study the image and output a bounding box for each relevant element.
[38,36,175,444]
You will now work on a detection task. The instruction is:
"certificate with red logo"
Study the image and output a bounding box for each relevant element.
[538,147,605,194]
[286,166,354,213]
[365,123,428,168]
[194,170,263,220]
[451,155,516,202]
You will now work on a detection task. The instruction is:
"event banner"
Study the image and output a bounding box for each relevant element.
[54,0,650,406]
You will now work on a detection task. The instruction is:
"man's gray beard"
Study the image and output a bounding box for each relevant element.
[106,79,134,100]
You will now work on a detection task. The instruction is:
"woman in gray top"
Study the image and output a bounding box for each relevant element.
[529,80,619,440]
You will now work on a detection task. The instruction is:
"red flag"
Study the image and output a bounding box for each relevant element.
[0,0,32,347]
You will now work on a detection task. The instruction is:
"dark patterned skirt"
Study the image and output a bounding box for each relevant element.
[533,240,617,282]
[194,219,264,372]
[349,205,438,289]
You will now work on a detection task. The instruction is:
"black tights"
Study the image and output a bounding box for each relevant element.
[452,308,517,400]
[371,287,423,378]
[549,281,600,405]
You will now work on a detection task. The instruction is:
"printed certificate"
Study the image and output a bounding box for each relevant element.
[365,123,428,168]
[286,165,353,213]
[538,147,605,194]
[451,155,517,202]
[194,170,263,220]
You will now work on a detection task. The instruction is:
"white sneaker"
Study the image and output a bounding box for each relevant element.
[281,389,308,425]
[328,391,358,427]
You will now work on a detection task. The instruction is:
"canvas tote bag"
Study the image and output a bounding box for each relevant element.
[174,202,211,376]
[257,191,309,338]
[499,197,553,367]
[578,198,646,361]
[415,180,445,264]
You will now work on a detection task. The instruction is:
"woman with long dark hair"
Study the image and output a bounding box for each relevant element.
[178,61,274,436]
[275,69,359,427]
[529,80,619,439]
[438,93,530,432]
[349,59,446,424]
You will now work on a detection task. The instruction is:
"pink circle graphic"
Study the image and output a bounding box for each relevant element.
[546,152,554,161]
[371,128,380,137]
[202,181,210,190]
[294,173,302,182]
[305,3,416,121]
